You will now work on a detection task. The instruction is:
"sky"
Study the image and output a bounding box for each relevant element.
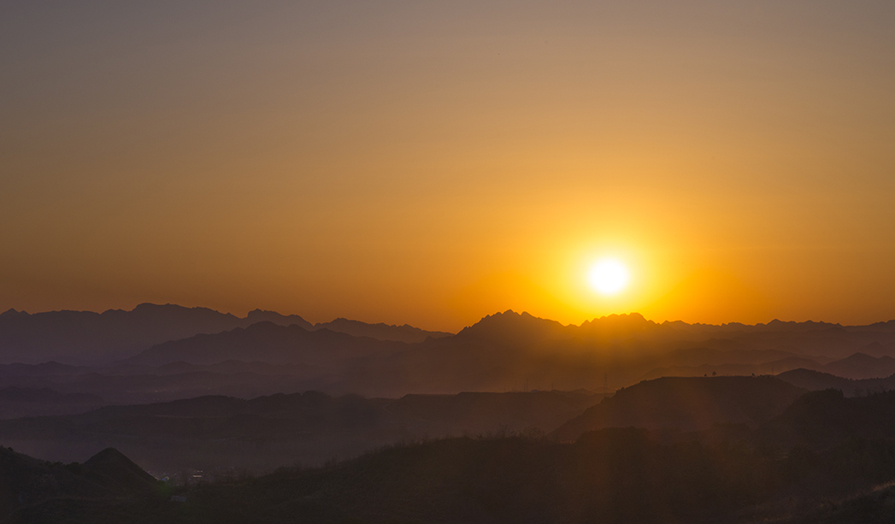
[2,1,894,331]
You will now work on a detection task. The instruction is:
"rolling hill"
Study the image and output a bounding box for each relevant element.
[552,375,806,442]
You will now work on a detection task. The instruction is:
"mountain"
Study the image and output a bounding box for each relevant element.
[0,304,452,364]
[757,389,895,449]
[18,429,895,524]
[637,347,825,380]
[244,309,314,330]
[457,310,576,346]
[0,387,103,419]
[125,322,405,367]
[456,311,689,351]
[551,375,806,442]
[0,390,601,473]
[0,303,247,363]
[315,317,452,343]
[0,446,158,521]
[4,306,895,402]
[822,352,895,379]
[775,368,895,397]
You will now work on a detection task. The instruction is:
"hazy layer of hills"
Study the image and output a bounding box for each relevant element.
[552,375,806,441]
[3,305,895,521]
[7,383,895,523]
[4,373,895,476]
[0,304,451,364]
[0,389,601,474]
[1,305,895,404]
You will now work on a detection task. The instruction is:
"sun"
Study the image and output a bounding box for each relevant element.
[587,258,630,296]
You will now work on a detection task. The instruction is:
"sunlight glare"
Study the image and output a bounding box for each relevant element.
[587,258,630,296]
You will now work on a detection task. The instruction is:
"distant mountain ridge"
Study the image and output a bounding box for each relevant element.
[457,310,895,357]
[126,321,405,368]
[0,304,452,364]
[3,305,895,400]
[316,317,452,343]
[775,368,895,396]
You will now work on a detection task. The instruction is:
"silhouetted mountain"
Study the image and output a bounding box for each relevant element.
[0,303,245,363]
[22,429,895,524]
[457,311,683,349]
[0,390,600,473]
[386,390,600,437]
[0,304,451,365]
[126,322,404,367]
[3,307,895,403]
[0,446,158,521]
[788,481,895,524]
[639,357,824,381]
[0,387,103,419]
[757,389,895,449]
[0,366,328,406]
[457,310,575,346]
[552,376,806,442]
[315,317,452,343]
[244,309,314,330]
[823,352,895,379]
[776,368,895,396]
[638,347,824,380]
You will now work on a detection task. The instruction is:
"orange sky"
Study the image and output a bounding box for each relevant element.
[2,1,894,331]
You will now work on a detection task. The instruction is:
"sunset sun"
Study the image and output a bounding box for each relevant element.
[587,258,630,296]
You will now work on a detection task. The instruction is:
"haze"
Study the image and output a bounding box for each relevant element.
[2,1,894,331]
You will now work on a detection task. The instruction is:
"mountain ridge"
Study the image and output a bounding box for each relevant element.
[0,303,453,364]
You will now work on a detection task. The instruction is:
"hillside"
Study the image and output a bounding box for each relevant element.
[0,389,601,474]
[0,446,158,521]
[10,430,895,524]
[776,368,895,396]
[758,389,895,449]
[552,376,806,442]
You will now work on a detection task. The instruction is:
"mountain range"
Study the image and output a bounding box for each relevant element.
[1,306,895,403]
[0,389,602,474]
[7,374,895,523]
[0,304,452,364]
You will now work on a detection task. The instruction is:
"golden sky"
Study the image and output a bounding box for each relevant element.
[2,1,894,331]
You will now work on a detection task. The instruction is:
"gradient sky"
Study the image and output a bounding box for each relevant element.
[2,1,894,331]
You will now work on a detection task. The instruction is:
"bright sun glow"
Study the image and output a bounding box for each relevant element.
[587,258,630,296]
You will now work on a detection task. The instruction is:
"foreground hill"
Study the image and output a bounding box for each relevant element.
[12,429,895,524]
[0,389,601,474]
[182,431,895,524]
[0,446,158,521]
[552,376,805,442]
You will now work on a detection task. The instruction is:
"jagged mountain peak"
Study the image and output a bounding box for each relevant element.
[458,310,570,341]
